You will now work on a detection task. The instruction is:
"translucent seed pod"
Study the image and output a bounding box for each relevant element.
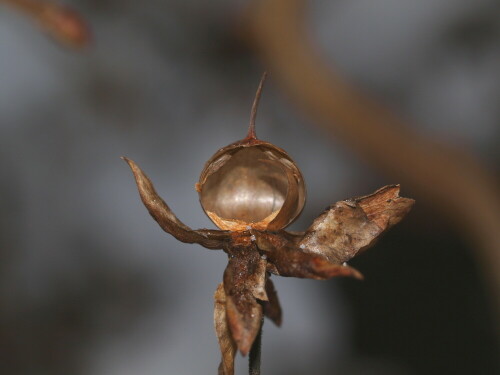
[197,73,306,231]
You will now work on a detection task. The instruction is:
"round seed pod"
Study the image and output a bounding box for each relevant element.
[196,74,306,231]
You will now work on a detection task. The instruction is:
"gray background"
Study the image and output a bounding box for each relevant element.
[0,0,498,374]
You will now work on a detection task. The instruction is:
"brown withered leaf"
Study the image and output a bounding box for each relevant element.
[223,246,265,355]
[255,232,363,280]
[298,185,415,263]
[214,283,237,375]
[122,157,229,249]
[262,278,282,326]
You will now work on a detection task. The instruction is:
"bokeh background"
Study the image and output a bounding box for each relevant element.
[0,0,498,374]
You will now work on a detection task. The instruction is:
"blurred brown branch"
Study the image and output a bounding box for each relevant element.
[244,0,500,327]
[1,0,90,48]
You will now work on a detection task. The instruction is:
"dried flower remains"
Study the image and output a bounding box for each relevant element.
[123,73,414,375]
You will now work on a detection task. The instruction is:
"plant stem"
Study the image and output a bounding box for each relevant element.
[249,319,263,375]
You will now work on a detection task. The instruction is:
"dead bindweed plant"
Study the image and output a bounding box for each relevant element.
[123,74,414,375]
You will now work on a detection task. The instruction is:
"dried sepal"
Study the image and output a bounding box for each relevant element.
[122,157,229,249]
[223,247,265,355]
[298,184,415,263]
[270,245,364,280]
[248,257,268,301]
[356,184,414,229]
[255,232,363,280]
[262,278,282,326]
[214,283,237,375]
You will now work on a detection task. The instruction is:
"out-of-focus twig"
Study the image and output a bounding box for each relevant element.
[244,0,500,324]
[1,0,90,48]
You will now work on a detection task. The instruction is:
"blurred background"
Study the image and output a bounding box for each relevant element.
[0,0,498,374]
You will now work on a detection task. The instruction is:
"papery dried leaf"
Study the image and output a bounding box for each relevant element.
[223,246,265,355]
[255,232,363,280]
[214,283,236,375]
[123,157,229,249]
[262,278,282,326]
[298,185,414,263]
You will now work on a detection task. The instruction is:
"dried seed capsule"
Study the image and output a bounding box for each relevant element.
[197,73,306,231]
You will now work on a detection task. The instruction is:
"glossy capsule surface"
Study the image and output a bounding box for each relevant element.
[198,138,306,231]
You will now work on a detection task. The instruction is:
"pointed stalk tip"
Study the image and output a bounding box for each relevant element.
[246,71,268,140]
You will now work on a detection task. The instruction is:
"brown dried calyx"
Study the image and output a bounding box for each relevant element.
[197,73,306,232]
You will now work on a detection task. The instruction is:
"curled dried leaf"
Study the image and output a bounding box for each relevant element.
[122,157,229,249]
[223,247,265,355]
[214,283,237,375]
[298,185,415,263]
